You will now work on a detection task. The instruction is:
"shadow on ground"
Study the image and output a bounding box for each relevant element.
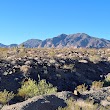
[0,59,110,93]
[21,95,67,110]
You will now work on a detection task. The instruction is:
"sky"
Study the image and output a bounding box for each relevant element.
[0,0,110,45]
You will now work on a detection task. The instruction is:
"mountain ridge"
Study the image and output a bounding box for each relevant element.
[0,33,110,48]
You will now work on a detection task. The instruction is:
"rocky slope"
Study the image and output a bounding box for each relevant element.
[1,91,72,110]
[2,87,110,110]
[0,48,110,109]
[0,48,110,93]
[39,33,110,48]
[22,39,42,48]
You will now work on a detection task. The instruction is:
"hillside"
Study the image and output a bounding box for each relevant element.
[22,39,42,48]
[0,43,18,48]
[0,43,7,47]
[0,33,110,48]
[40,33,110,48]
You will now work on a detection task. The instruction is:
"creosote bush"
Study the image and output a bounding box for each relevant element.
[89,55,101,63]
[0,90,14,105]
[91,81,104,90]
[18,78,57,100]
[76,84,88,93]
[18,79,39,100]
[37,79,57,95]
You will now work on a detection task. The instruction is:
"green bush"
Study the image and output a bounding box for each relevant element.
[0,90,14,105]
[18,78,57,100]
[36,79,57,95]
[18,79,39,99]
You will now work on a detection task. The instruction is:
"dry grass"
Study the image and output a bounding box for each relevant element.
[0,47,110,61]
[91,81,104,90]
[0,90,14,105]
[58,98,110,110]
[0,48,8,59]
[76,84,88,93]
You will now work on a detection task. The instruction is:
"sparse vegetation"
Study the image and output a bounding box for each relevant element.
[0,48,8,59]
[18,79,39,99]
[76,84,88,93]
[0,48,110,109]
[89,55,101,62]
[48,49,56,57]
[0,90,14,105]
[58,98,110,110]
[63,64,75,71]
[91,81,104,89]
[18,78,57,100]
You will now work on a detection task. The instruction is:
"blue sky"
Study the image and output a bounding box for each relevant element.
[0,0,110,45]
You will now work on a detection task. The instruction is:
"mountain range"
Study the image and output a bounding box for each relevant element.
[0,43,18,48]
[1,33,110,48]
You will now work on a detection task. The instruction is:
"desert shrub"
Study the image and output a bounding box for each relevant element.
[106,96,110,102]
[58,99,96,110]
[104,75,110,87]
[20,65,31,77]
[63,64,75,70]
[48,50,56,57]
[18,78,57,100]
[14,44,27,58]
[20,44,25,48]
[89,55,101,62]
[16,51,27,58]
[88,49,98,55]
[18,79,39,99]
[57,98,108,110]
[91,81,104,89]
[0,48,8,59]
[36,79,57,95]
[0,90,14,105]
[76,84,88,93]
